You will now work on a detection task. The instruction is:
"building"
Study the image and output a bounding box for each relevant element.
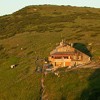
[48,40,91,69]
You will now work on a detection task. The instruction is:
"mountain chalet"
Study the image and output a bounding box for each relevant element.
[48,41,91,69]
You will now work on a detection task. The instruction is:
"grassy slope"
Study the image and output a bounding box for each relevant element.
[0,5,100,100]
[45,68,100,100]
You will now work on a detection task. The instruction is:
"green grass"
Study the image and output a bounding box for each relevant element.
[0,5,100,100]
[44,69,100,100]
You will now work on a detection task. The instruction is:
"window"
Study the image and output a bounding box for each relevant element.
[55,62,56,66]
[64,56,68,59]
[73,56,77,60]
[55,57,62,59]
[78,56,81,60]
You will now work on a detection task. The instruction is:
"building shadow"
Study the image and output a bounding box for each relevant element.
[73,43,92,57]
[79,69,100,100]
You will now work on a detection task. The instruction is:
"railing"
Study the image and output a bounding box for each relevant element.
[54,59,71,62]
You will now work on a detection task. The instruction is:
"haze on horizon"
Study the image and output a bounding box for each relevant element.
[0,0,100,16]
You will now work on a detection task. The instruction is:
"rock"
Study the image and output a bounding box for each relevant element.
[68,66,72,69]
[10,65,16,69]
[88,43,92,46]
[17,44,19,46]
[34,9,37,11]
[21,48,23,50]
[54,72,60,77]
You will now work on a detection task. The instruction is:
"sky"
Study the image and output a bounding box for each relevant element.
[0,0,100,16]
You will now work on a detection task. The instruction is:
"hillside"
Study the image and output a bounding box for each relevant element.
[0,5,100,100]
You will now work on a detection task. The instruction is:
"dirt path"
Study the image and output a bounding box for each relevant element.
[40,74,48,100]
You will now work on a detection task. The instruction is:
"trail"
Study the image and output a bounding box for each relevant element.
[40,73,48,100]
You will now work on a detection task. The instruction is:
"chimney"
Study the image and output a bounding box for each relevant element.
[60,39,64,46]
[71,43,73,47]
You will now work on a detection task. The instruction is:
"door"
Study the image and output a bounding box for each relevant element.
[65,62,71,66]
